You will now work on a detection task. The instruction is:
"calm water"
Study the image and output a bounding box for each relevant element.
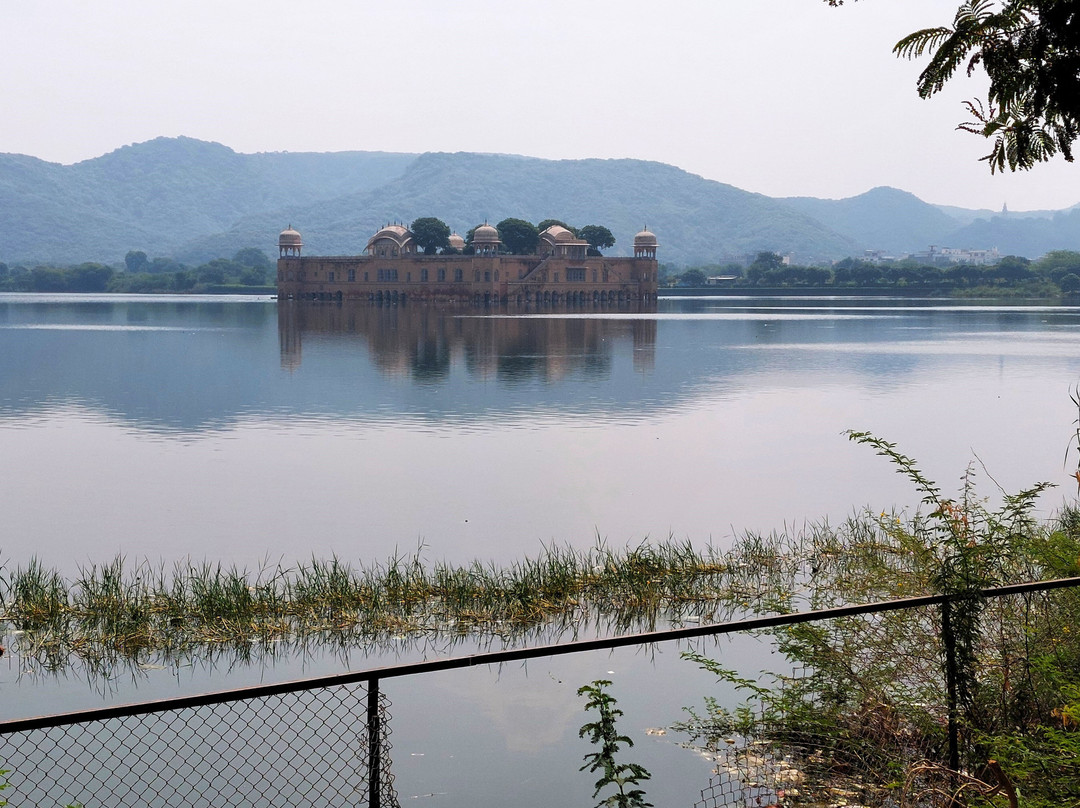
[3,293,1080,805]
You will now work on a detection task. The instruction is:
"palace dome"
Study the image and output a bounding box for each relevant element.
[633,228,657,247]
[370,224,411,241]
[278,226,303,248]
[472,223,500,243]
[547,225,576,242]
[366,223,415,253]
[448,232,466,249]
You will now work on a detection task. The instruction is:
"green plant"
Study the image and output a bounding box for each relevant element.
[578,680,652,808]
[677,433,1080,805]
[0,768,84,808]
[846,431,1053,734]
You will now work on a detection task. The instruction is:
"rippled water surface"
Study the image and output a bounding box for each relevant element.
[3,293,1080,805]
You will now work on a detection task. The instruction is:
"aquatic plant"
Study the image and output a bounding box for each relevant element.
[578,680,652,808]
[0,539,754,674]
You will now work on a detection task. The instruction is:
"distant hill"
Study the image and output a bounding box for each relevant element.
[4,137,1080,267]
[933,202,1076,224]
[945,208,1080,256]
[780,186,1080,259]
[178,152,858,267]
[780,187,959,255]
[0,137,417,264]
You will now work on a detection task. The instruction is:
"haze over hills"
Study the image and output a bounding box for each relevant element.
[2,137,1079,267]
[184,152,859,267]
[0,137,416,264]
[780,187,961,255]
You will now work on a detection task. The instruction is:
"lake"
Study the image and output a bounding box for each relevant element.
[2,292,1080,806]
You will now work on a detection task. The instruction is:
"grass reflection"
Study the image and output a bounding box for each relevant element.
[2,536,801,681]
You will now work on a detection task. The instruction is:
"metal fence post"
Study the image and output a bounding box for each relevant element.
[940,598,960,773]
[368,678,381,808]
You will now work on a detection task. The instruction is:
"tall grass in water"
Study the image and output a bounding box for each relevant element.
[7,558,68,623]
[8,498,1064,677]
[0,538,780,669]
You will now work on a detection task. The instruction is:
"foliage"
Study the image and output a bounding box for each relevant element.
[494,217,540,255]
[0,539,747,673]
[677,434,1080,806]
[232,247,271,270]
[409,217,451,255]
[124,250,149,273]
[663,263,742,286]
[664,252,1079,295]
[0,248,281,294]
[996,254,1031,280]
[679,268,707,287]
[20,263,109,292]
[745,252,785,284]
[148,256,186,275]
[578,680,652,808]
[578,224,616,252]
[1033,248,1080,283]
[751,250,785,271]
[829,0,1080,171]
[846,431,1052,717]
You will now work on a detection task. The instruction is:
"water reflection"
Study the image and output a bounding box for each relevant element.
[6,595,751,699]
[3,294,1079,435]
[278,301,658,381]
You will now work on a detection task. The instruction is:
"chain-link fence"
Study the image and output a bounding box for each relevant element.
[0,682,399,808]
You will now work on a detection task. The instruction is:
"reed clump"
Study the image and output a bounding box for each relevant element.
[7,505,1035,676]
[0,533,851,674]
[0,535,813,671]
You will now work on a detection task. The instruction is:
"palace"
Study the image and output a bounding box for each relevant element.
[276,222,659,305]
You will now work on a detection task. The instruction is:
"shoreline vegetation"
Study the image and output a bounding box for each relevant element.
[1,537,776,675]
[662,249,1080,300]
[5,248,1080,299]
[0,248,276,295]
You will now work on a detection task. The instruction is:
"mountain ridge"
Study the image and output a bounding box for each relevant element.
[3,137,1079,266]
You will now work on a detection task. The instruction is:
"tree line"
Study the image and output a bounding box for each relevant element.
[410,216,615,256]
[663,250,1080,295]
[0,248,274,294]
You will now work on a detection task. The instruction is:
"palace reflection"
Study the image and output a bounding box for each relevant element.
[278,301,657,382]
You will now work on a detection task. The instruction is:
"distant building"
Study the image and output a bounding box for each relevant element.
[277,223,659,306]
[912,245,1001,265]
[862,250,903,263]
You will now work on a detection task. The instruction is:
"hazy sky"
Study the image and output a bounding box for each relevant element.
[5,0,1079,211]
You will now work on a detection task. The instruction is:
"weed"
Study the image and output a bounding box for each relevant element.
[679,434,1080,806]
[578,680,652,808]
